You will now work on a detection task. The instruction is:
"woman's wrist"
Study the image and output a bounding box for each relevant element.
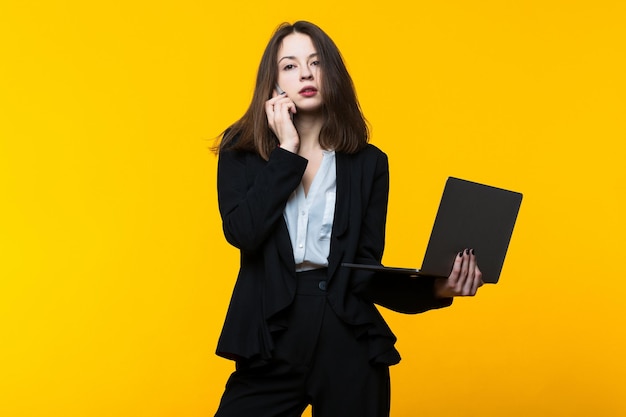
[433,277,451,299]
[279,141,299,154]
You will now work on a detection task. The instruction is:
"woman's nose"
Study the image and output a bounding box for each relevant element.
[300,67,314,81]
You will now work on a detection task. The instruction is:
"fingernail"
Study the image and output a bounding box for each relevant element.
[465,248,470,255]
[471,248,475,255]
[458,252,463,258]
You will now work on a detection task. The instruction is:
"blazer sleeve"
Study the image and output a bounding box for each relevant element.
[217,146,307,252]
[366,274,453,314]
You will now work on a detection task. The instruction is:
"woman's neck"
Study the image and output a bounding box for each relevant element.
[294,112,324,152]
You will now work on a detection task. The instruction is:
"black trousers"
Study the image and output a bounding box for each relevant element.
[214,268,391,417]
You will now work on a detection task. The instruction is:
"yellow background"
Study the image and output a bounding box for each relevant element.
[1,1,625,416]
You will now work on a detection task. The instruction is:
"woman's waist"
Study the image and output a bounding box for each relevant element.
[295,268,329,295]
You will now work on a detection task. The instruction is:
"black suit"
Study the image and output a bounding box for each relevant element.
[215,144,452,366]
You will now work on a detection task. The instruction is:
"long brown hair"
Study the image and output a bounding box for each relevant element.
[215,21,369,159]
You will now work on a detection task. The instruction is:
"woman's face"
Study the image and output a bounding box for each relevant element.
[276,33,323,113]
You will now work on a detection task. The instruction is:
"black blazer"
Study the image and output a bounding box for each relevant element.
[216,144,451,365]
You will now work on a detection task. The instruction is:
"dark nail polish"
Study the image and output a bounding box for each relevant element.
[465,248,470,255]
[458,252,463,258]
[471,249,475,255]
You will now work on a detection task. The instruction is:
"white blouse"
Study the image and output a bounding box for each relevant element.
[283,150,337,272]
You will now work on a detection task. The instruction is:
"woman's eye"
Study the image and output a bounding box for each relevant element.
[311,60,320,66]
[283,64,295,70]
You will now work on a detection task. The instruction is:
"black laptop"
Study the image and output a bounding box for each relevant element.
[342,177,523,284]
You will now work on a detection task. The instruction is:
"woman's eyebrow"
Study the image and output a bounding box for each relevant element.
[278,53,318,63]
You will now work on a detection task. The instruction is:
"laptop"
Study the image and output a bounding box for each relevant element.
[342,177,523,284]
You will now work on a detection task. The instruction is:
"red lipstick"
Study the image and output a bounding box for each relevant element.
[299,86,318,97]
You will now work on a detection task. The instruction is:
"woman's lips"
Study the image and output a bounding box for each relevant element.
[299,87,318,97]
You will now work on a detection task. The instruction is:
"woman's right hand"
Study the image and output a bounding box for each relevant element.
[265,91,299,153]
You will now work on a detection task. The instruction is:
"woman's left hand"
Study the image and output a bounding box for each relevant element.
[434,249,484,298]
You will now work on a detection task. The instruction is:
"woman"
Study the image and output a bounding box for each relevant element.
[214,21,482,417]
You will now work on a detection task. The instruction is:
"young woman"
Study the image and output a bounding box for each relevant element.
[213,21,482,417]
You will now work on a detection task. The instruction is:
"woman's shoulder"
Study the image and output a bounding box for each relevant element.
[364,143,387,157]
[336,144,388,177]
[218,128,259,156]
[344,143,388,163]
[218,129,241,152]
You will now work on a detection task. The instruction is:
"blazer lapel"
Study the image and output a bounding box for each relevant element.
[327,152,350,279]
